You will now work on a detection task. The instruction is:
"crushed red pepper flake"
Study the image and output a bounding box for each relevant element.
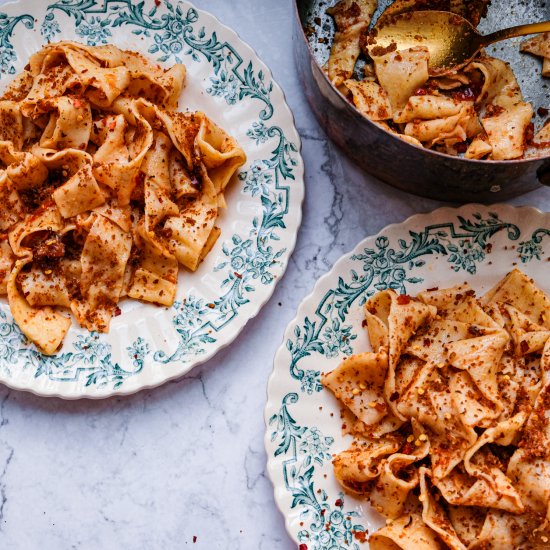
[396,294,411,305]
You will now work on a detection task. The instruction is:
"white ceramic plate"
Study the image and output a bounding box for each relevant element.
[0,0,304,398]
[265,204,549,549]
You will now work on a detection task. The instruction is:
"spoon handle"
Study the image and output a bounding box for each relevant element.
[482,20,550,47]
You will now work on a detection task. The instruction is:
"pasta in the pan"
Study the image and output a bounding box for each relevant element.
[0,42,246,354]
[521,32,550,78]
[323,269,550,549]
[325,0,549,160]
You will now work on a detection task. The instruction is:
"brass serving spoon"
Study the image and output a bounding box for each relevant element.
[366,10,550,75]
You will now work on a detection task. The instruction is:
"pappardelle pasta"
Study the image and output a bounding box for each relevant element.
[0,42,246,354]
[323,269,550,549]
[326,0,550,160]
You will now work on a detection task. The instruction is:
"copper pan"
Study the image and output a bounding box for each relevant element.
[294,0,550,202]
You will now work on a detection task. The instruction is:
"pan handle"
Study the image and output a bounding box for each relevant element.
[537,162,550,187]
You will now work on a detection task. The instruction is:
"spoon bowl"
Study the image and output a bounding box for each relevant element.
[366,10,550,75]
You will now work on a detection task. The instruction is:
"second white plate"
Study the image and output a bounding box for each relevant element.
[265,204,549,549]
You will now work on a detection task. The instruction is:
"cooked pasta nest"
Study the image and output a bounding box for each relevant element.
[0,41,246,354]
[325,0,550,160]
[323,269,550,549]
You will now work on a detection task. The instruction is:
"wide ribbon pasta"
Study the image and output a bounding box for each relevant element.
[323,269,550,549]
[0,42,246,353]
[327,0,377,90]
[324,1,545,159]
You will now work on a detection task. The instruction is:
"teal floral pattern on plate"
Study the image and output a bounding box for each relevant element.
[518,228,550,263]
[41,1,275,119]
[265,205,549,549]
[0,0,304,398]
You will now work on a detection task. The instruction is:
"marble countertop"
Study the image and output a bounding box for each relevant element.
[0,0,549,548]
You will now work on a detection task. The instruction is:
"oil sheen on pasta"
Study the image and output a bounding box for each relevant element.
[0,42,246,354]
[323,269,550,549]
[325,0,550,160]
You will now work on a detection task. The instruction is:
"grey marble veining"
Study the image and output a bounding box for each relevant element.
[0,1,549,549]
